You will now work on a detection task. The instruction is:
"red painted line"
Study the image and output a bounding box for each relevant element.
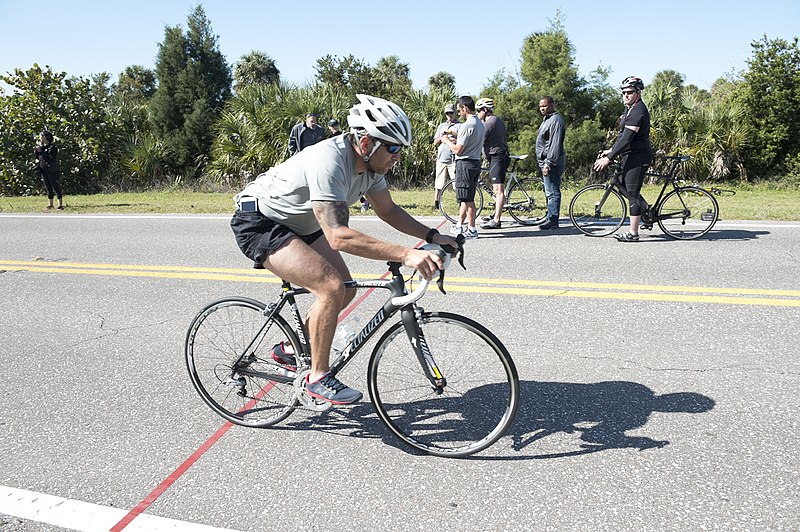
[111,222,444,530]
[109,421,232,531]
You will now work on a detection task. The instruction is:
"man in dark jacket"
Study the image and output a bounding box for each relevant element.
[288,113,325,156]
[535,96,566,230]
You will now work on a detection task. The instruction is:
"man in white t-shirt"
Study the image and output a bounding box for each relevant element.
[231,94,457,405]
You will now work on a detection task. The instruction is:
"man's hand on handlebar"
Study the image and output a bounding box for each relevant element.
[403,248,443,281]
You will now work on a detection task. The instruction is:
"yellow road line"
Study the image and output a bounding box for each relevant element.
[2,260,799,307]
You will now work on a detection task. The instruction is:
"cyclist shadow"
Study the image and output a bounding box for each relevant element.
[279,380,714,460]
[505,380,715,459]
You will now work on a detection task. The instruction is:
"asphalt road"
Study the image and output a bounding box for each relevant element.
[1,213,798,531]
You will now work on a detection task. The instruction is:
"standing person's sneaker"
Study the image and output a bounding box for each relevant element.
[465,228,479,239]
[270,341,297,370]
[305,373,363,405]
[450,225,463,236]
[538,218,559,230]
[481,219,502,229]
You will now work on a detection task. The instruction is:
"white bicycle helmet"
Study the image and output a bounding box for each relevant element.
[476,97,494,111]
[347,94,412,146]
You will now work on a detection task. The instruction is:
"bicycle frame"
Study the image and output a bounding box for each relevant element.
[233,262,445,390]
[605,156,689,222]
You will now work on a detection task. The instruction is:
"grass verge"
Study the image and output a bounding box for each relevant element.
[1,183,798,221]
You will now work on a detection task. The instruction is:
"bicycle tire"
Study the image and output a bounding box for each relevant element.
[185,297,300,428]
[367,312,519,458]
[507,177,549,225]
[569,184,627,237]
[439,178,484,224]
[657,186,719,240]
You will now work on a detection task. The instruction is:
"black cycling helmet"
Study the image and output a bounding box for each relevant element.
[40,130,54,142]
[620,76,645,92]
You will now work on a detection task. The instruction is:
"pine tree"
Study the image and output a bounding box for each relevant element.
[149,5,231,178]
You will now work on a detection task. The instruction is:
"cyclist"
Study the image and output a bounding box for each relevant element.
[476,98,510,230]
[231,94,457,404]
[593,76,653,242]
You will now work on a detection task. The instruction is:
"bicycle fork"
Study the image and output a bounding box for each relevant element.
[401,306,447,393]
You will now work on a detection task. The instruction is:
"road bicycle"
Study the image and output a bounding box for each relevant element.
[185,237,520,458]
[568,154,720,240]
[439,154,548,226]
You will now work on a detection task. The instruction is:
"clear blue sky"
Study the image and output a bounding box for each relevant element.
[1,0,798,95]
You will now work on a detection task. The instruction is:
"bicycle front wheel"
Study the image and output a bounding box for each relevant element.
[569,184,627,236]
[367,312,519,458]
[507,177,548,225]
[185,297,300,428]
[439,178,484,224]
[657,186,719,240]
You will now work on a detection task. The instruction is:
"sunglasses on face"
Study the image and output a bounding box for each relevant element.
[384,143,403,154]
[622,90,636,95]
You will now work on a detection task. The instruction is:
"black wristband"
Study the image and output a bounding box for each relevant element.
[425,228,439,244]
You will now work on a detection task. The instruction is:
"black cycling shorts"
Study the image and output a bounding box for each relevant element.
[487,152,509,185]
[230,210,323,269]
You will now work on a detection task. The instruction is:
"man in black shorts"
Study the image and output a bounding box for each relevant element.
[594,76,653,242]
[231,94,457,405]
[439,95,485,238]
[476,98,509,230]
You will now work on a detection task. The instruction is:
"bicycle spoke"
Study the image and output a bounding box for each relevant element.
[657,186,719,240]
[368,312,518,457]
[186,298,299,427]
[569,184,626,236]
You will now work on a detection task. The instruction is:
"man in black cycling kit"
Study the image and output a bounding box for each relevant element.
[593,76,653,242]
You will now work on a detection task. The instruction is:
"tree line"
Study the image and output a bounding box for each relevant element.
[1,6,798,197]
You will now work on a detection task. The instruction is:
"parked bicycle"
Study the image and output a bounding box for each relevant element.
[439,154,548,226]
[185,236,520,458]
[568,154,720,240]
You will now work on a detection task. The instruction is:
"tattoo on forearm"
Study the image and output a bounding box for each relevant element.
[313,201,349,229]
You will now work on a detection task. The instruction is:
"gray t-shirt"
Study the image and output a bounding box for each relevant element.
[236,134,388,235]
[455,113,485,161]
[433,120,460,163]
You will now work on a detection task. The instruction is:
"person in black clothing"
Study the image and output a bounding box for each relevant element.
[593,76,652,242]
[34,130,64,210]
[288,113,325,156]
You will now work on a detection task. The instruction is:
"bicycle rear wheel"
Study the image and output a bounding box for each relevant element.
[569,184,627,236]
[657,186,720,240]
[367,312,519,458]
[507,177,548,225]
[439,178,484,224]
[185,297,300,428]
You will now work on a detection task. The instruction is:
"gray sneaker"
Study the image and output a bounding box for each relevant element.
[306,373,363,405]
[465,228,479,239]
[481,219,501,229]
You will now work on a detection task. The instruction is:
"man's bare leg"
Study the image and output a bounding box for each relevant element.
[261,237,346,381]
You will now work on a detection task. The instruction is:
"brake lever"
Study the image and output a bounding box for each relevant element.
[436,234,466,295]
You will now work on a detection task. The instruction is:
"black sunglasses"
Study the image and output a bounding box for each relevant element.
[384,143,403,154]
[622,90,636,95]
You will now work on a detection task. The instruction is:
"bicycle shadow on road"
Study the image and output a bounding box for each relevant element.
[504,380,715,459]
[275,380,714,460]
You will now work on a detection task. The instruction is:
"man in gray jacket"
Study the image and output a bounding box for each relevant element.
[535,96,566,230]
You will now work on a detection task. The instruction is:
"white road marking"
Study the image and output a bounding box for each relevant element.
[0,485,240,532]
